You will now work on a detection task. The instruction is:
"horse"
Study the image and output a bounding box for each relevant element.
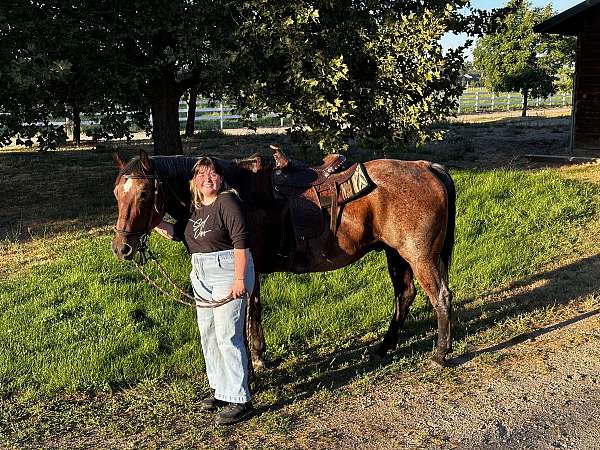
[112,148,456,368]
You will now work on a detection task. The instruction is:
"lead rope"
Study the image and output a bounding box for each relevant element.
[133,247,256,382]
[133,246,241,309]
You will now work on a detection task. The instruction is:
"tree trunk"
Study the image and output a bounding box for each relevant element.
[522,89,529,117]
[72,105,81,146]
[185,88,198,137]
[148,81,183,155]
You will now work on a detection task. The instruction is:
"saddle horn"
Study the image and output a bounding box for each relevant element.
[270,144,289,169]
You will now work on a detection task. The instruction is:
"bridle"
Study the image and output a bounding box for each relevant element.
[114,170,240,309]
[114,173,163,257]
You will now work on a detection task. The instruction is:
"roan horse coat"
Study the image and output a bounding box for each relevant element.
[112,149,455,368]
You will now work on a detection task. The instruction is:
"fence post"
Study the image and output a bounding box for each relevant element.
[548,95,552,107]
[457,96,461,114]
[475,91,479,113]
[562,92,566,107]
[507,93,511,111]
[280,117,284,127]
[219,102,223,130]
[491,92,495,112]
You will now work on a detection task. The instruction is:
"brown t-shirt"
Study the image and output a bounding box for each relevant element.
[174,192,250,254]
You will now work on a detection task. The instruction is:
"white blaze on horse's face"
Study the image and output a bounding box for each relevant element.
[114,177,148,226]
[123,178,135,193]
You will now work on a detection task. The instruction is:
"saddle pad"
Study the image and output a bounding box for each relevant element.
[338,163,372,203]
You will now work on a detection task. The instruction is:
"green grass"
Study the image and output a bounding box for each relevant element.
[452,169,597,295]
[1,167,597,400]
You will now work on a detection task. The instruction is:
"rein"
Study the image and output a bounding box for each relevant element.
[132,247,240,309]
[116,173,239,309]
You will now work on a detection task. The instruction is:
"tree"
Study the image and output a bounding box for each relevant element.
[1,0,234,154]
[2,1,506,154]
[185,89,198,137]
[0,0,151,151]
[230,1,471,151]
[473,0,575,117]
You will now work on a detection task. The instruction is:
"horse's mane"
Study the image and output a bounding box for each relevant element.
[116,155,253,182]
[152,156,200,181]
[115,155,201,186]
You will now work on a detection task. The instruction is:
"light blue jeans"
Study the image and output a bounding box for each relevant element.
[190,249,255,404]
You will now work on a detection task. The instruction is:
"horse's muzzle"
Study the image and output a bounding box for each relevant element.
[112,236,136,260]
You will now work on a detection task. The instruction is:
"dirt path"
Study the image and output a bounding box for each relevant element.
[280,307,600,450]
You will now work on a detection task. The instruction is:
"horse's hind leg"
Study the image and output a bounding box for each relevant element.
[375,247,417,357]
[413,258,453,366]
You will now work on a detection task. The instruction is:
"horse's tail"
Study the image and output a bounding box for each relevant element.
[429,163,456,278]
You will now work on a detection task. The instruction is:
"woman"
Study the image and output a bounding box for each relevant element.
[154,157,254,426]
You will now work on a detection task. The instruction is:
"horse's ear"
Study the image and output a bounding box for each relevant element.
[270,144,288,169]
[112,151,125,169]
[139,150,152,172]
[254,155,263,173]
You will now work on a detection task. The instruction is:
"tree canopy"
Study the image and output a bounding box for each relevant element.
[473,0,575,117]
[1,1,505,154]
[1,0,234,152]
[230,1,468,151]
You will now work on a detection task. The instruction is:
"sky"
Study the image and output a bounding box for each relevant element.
[441,0,583,57]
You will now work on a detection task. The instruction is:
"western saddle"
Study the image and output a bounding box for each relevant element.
[270,144,372,270]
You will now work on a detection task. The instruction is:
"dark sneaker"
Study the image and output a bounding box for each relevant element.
[215,402,253,425]
[199,395,226,412]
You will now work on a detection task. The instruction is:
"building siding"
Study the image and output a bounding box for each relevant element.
[574,30,600,149]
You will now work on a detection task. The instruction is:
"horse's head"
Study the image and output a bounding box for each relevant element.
[112,150,166,260]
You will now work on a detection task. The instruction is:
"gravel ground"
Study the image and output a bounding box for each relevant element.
[282,308,600,450]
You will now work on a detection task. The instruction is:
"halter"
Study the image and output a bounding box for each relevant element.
[114,173,163,255]
[114,170,239,308]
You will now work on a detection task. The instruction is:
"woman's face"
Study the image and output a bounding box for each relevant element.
[194,166,223,199]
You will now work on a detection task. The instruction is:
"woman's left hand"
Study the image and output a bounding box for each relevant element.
[231,278,247,299]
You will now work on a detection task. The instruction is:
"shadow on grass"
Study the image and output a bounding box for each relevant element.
[451,308,600,367]
[253,252,600,416]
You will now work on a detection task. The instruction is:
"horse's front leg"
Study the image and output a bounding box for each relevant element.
[246,274,266,370]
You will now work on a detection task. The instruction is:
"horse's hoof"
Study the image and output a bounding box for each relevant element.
[251,358,267,372]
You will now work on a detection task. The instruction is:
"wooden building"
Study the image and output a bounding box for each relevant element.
[535,0,600,151]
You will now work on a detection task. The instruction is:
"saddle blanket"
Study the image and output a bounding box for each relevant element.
[338,163,371,203]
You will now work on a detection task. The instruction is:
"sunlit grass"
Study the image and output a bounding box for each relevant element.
[1,167,597,398]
